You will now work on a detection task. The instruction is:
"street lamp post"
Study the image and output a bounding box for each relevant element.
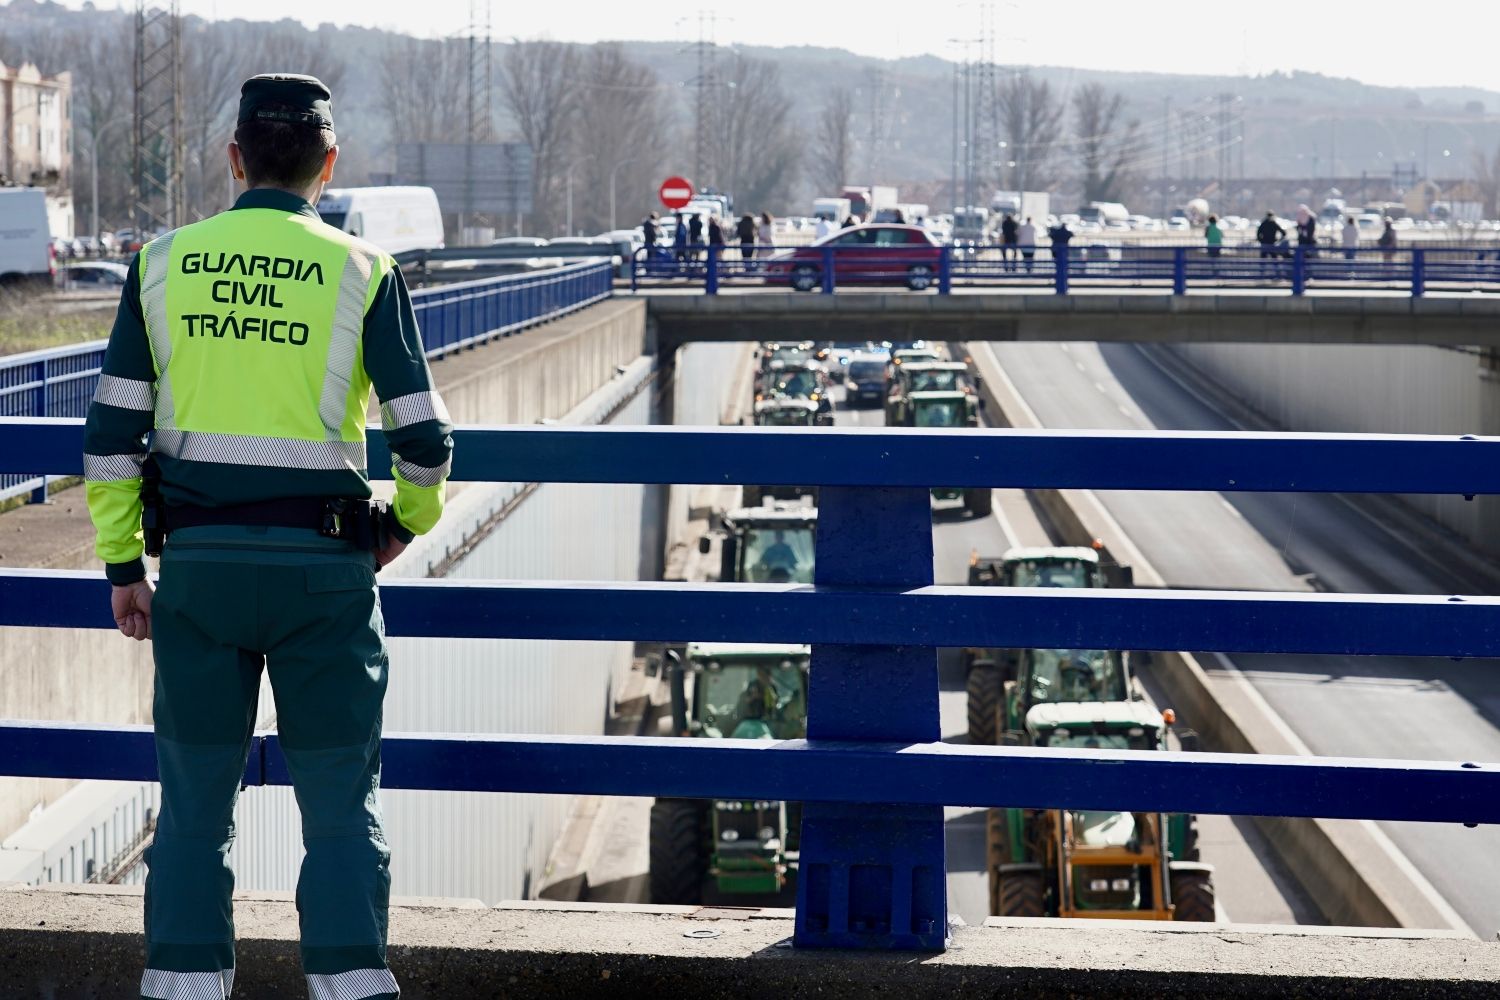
[89,118,134,245]
[608,157,640,233]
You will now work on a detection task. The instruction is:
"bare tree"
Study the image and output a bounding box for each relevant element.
[62,25,133,236]
[712,53,800,214]
[996,71,1064,193]
[569,44,668,234]
[814,86,855,195]
[1475,143,1500,220]
[1071,83,1141,204]
[500,40,581,234]
[379,34,469,146]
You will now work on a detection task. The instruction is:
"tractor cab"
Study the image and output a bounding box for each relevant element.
[650,643,811,901]
[886,361,976,426]
[754,396,826,428]
[991,701,1214,922]
[900,390,990,516]
[756,341,816,390]
[761,359,832,416]
[701,502,818,584]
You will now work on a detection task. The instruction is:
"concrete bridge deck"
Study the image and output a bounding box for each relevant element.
[641,289,1500,349]
[0,885,1491,999]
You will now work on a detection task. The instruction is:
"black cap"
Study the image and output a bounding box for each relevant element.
[237,73,333,130]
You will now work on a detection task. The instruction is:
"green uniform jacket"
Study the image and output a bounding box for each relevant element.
[83,189,454,584]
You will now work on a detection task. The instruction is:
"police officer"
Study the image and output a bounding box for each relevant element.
[83,73,453,1000]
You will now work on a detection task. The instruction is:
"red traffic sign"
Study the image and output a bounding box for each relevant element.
[658,176,694,210]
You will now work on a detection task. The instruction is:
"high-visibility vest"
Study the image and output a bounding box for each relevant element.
[135,207,395,474]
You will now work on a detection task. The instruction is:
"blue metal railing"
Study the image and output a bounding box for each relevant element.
[0,262,614,503]
[630,242,1500,298]
[3,419,1499,951]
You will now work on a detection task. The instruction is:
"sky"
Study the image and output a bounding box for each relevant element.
[62,0,1500,94]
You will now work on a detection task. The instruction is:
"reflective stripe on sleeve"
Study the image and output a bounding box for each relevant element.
[93,374,156,411]
[306,967,399,1000]
[393,455,451,488]
[83,451,146,482]
[318,246,374,439]
[140,968,233,999]
[153,428,366,471]
[380,390,450,431]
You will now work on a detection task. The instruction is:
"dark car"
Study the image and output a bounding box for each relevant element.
[766,224,943,292]
[845,355,890,407]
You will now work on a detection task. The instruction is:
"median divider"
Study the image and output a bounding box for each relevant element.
[961,339,1471,933]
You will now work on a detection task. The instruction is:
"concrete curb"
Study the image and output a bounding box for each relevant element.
[0,888,1493,999]
[960,340,1467,933]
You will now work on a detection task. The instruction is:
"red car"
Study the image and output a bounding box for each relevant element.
[767,224,943,291]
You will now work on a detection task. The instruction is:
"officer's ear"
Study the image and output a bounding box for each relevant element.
[321,145,339,184]
[226,141,246,182]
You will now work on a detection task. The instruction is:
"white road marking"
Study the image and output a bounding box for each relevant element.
[1218,497,1245,519]
[1117,404,1133,419]
[1210,652,1474,936]
[991,497,1021,549]
[1074,360,1086,372]
[1059,343,1071,353]
[1093,381,1108,394]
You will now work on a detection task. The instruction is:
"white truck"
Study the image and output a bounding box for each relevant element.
[315,186,445,255]
[989,191,1050,224]
[843,185,898,222]
[1076,201,1130,228]
[0,187,54,287]
[812,197,853,223]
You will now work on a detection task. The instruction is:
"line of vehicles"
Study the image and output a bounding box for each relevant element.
[646,341,1216,922]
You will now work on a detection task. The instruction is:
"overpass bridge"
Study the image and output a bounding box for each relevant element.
[2,269,1500,995]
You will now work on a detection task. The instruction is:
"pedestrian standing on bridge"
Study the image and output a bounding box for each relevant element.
[736,213,757,264]
[1256,211,1285,259]
[83,73,453,1000]
[757,212,775,252]
[1205,215,1223,259]
[1378,217,1398,263]
[688,212,704,260]
[814,215,833,240]
[1000,213,1018,271]
[1295,204,1318,258]
[1341,215,1359,262]
[673,212,689,267]
[642,211,659,246]
[1017,216,1037,273]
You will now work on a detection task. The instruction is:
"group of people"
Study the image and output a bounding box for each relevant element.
[641,210,777,265]
[1252,207,1399,261]
[994,213,1046,270]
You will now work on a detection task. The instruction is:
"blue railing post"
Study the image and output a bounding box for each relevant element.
[1291,246,1306,296]
[795,485,945,951]
[631,248,640,291]
[821,246,836,294]
[28,360,49,504]
[1412,248,1425,298]
[1054,245,1069,295]
[705,244,719,295]
[1172,247,1187,295]
[938,245,951,295]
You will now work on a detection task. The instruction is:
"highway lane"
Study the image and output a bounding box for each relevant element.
[832,370,1317,927]
[984,339,1500,935]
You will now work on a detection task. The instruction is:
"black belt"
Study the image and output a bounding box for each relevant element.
[156,496,389,552]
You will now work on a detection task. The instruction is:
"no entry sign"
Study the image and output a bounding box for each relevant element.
[658,176,694,210]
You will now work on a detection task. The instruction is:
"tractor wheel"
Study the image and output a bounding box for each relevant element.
[966,664,999,746]
[963,487,994,517]
[985,808,1012,914]
[649,799,707,905]
[1170,866,1216,922]
[997,865,1046,918]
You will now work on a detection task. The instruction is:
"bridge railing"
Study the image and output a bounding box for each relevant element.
[631,241,1500,297]
[0,262,614,504]
[3,420,1500,951]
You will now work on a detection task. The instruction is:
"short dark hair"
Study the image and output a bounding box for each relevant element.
[234,103,333,189]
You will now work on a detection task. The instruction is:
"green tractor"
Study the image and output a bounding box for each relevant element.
[989,700,1214,923]
[648,643,811,903]
[699,502,817,584]
[755,340,816,391]
[963,547,1132,746]
[889,389,992,516]
[884,360,976,426]
[741,398,827,507]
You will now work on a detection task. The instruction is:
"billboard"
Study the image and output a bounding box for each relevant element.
[395,142,534,216]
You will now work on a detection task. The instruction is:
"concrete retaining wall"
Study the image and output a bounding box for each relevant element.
[1165,340,1500,558]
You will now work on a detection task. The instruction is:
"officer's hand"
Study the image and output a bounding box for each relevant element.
[375,538,408,569]
[111,580,155,641]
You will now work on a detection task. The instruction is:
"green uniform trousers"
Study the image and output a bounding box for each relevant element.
[142,526,398,1000]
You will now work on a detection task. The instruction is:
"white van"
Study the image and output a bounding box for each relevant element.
[315,186,444,255]
[0,187,54,286]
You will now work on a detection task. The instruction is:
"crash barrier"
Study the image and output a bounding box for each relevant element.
[4,419,1500,951]
[0,262,614,503]
[630,242,1500,298]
